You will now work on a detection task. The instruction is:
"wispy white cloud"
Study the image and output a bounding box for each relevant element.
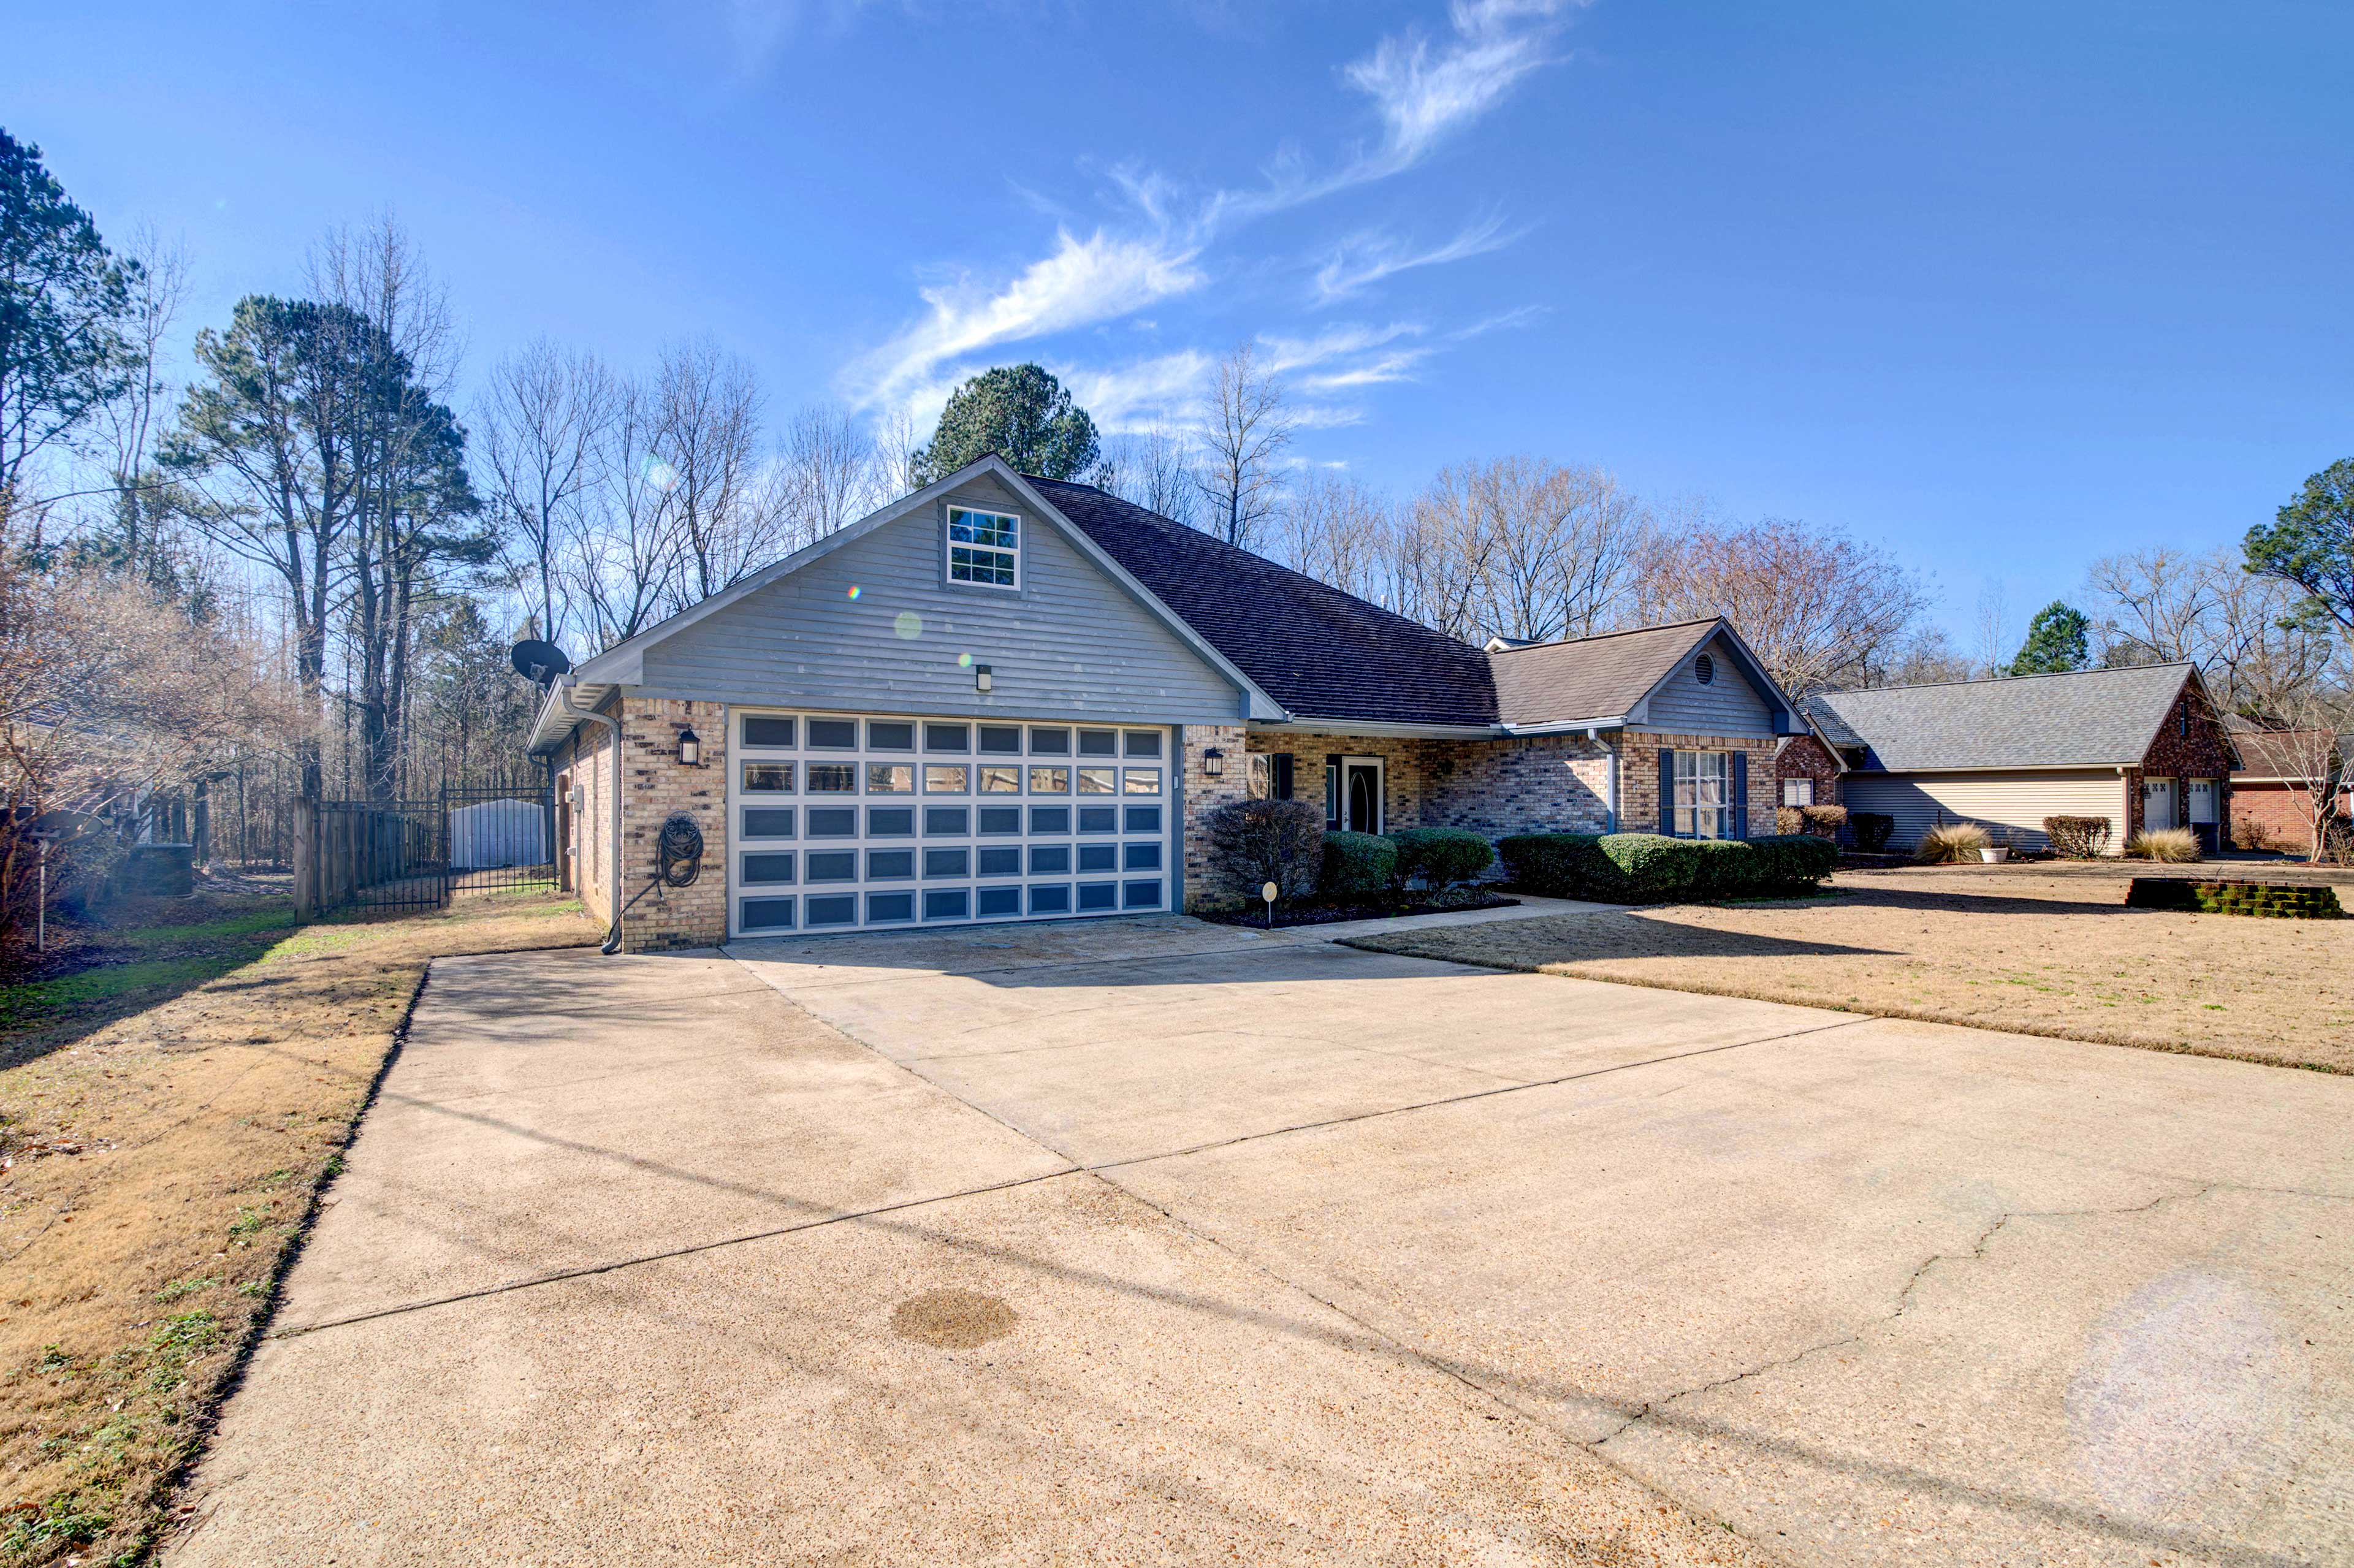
[1054,349,1215,433]
[1312,213,1522,302]
[1298,350,1429,392]
[844,229,1205,411]
[1449,303,1551,340]
[1344,1,1584,172]
[1256,321,1423,376]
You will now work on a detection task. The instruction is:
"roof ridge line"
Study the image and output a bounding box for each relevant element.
[1486,617,1720,654]
[1813,661,2195,699]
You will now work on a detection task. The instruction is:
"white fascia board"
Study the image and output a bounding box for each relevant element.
[1501,717,1628,737]
[1251,718,1501,740]
[528,677,619,755]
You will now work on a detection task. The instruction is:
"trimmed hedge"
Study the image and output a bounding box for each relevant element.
[1850,812,1895,852]
[1390,827,1495,892]
[1318,831,1398,898]
[1498,831,1837,902]
[1498,834,1622,899]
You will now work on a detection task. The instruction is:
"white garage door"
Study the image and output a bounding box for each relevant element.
[726,708,1175,937]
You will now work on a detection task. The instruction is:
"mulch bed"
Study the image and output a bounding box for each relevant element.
[1200,891,1520,930]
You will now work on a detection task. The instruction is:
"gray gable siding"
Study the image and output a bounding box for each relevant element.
[638,477,1244,723]
[1631,634,1776,738]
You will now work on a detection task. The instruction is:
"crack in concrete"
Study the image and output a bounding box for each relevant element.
[1591,1182,2223,1448]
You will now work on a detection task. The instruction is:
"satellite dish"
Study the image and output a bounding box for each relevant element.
[510,639,572,683]
[28,809,100,842]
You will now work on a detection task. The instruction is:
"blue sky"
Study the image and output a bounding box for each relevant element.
[7,0,2349,647]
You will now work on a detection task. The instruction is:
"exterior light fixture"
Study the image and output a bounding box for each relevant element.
[974,663,993,693]
[1202,747,1225,775]
[676,726,701,767]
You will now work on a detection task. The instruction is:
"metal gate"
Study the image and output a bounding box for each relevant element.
[313,783,557,914]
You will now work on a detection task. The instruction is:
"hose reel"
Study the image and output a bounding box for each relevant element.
[619,812,706,915]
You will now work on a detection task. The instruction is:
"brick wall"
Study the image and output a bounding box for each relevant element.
[2233,780,2323,852]
[1775,733,1842,808]
[1179,723,1251,910]
[615,698,731,953]
[2128,683,2239,840]
[552,704,618,930]
[1618,734,1779,837]
[1422,734,1615,838]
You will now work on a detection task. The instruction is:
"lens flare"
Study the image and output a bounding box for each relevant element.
[845,585,861,600]
[958,652,973,668]
[894,611,924,640]
[641,457,680,493]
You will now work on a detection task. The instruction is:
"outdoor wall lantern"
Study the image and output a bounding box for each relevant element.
[974,663,993,693]
[1202,747,1226,775]
[676,726,701,767]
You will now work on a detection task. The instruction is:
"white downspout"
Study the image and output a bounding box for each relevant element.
[557,679,627,954]
[1592,727,1618,832]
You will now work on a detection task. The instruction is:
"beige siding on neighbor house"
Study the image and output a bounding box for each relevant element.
[1842,771,2129,853]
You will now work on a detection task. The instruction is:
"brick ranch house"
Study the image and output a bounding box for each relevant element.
[1799,663,2242,854]
[527,456,1805,952]
[2226,718,2352,854]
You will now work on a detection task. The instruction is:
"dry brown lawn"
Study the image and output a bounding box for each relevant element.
[1,890,597,1567]
[1347,863,2354,1074]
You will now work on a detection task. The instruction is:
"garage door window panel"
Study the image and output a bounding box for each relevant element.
[743,762,794,794]
[741,715,796,748]
[807,718,858,750]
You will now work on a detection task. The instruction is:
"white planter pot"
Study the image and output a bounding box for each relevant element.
[1980,846,2011,863]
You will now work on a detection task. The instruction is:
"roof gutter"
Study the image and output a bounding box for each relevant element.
[1500,717,1628,737]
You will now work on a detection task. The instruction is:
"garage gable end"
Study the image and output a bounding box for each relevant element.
[637,469,1247,724]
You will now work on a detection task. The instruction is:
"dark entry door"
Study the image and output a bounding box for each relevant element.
[1344,760,1382,834]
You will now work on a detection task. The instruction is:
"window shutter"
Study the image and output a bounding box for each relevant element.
[1271,753,1295,802]
[1658,749,1675,835]
[1732,750,1749,837]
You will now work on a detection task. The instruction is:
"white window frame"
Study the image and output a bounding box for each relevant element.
[1674,750,1732,839]
[1781,776,1813,808]
[946,506,1021,590]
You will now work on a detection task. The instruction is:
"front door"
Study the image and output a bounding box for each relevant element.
[1343,758,1384,834]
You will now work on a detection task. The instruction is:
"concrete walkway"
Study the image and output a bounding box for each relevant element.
[169,914,2354,1567]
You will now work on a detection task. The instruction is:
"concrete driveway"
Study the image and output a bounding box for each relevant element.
[169,915,2353,1567]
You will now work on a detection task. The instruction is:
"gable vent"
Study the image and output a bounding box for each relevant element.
[1695,652,1715,685]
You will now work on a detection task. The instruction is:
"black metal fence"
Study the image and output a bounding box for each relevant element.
[307,782,556,915]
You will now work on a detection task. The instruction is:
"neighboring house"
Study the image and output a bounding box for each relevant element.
[527,457,1805,950]
[2227,718,2352,853]
[1803,664,2241,854]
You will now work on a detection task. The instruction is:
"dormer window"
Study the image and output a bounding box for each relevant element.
[948,507,1019,588]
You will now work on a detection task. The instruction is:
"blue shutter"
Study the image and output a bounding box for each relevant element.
[1732,750,1749,837]
[1658,750,1675,836]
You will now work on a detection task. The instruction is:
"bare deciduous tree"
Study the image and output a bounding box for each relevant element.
[1637,516,1930,696]
[655,338,774,604]
[480,338,612,650]
[2085,546,2224,668]
[1389,464,1500,641]
[779,400,883,547]
[1194,342,1292,550]
[569,373,681,649]
[1100,419,1200,529]
[1274,470,1390,602]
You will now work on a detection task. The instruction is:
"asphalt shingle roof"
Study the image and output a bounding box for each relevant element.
[1488,620,1720,726]
[1803,664,2195,772]
[1030,477,1500,726]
